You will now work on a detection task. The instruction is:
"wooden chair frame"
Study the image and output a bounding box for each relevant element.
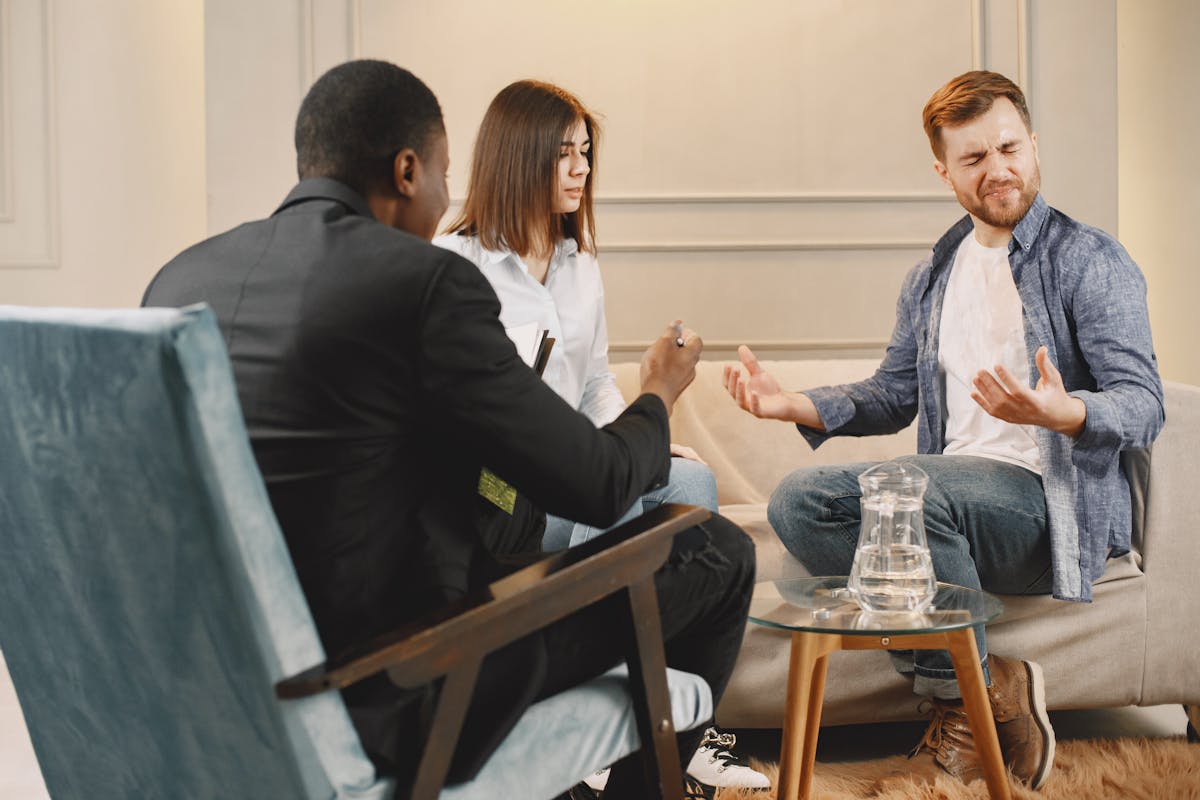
[277,503,712,800]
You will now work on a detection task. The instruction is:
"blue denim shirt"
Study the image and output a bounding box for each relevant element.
[800,194,1164,601]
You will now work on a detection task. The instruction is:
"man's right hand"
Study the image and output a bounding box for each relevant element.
[723,345,824,429]
[639,320,701,415]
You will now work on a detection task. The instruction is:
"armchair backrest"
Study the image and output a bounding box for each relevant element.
[0,305,389,799]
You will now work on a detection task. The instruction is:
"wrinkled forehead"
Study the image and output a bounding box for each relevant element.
[940,98,1033,156]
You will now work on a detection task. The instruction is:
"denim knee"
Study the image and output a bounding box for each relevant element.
[664,457,719,512]
[766,472,803,548]
[642,457,718,513]
[768,466,863,573]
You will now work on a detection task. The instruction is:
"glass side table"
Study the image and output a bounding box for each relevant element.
[749,576,1009,800]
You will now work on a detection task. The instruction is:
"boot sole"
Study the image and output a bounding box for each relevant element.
[1025,660,1055,789]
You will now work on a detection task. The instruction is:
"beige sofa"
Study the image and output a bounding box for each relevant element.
[613,358,1200,728]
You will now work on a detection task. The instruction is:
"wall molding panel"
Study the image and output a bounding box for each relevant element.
[601,240,934,254]
[0,0,59,270]
[595,191,958,205]
[0,0,13,222]
[386,0,1081,349]
[608,339,890,362]
[194,0,1118,357]
[300,0,361,89]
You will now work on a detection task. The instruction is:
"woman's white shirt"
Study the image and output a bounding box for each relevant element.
[433,234,627,427]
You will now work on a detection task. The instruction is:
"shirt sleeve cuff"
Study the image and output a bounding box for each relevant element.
[1069,390,1124,476]
[795,387,855,450]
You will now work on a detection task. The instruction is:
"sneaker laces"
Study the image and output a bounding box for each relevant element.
[684,775,716,800]
[697,726,750,772]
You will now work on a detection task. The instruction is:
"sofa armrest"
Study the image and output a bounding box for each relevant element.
[1139,381,1200,580]
[1139,380,1200,704]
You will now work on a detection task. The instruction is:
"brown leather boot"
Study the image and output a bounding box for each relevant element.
[905,697,985,784]
[987,654,1055,788]
[903,655,1055,788]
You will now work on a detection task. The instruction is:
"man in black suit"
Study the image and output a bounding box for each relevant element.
[143,60,754,798]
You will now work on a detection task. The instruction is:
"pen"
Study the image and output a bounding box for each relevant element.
[673,322,685,348]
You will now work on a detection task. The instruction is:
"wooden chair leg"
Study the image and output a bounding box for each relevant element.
[1185,704,1199,743]
[410,658,483,800]
[623,576,684,800]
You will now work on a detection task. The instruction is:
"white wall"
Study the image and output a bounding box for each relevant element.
[199,0,1123,360]
[1118,0,1200,385]
[0,0,206,308]
[0,0,1192,380]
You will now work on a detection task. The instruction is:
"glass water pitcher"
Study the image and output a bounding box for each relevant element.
[847,460,937,613]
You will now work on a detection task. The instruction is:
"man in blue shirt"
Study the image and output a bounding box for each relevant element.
[724,71,1163,789]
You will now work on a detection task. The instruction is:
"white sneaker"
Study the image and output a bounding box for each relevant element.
[686,727,771,789]
[583,767,609,793]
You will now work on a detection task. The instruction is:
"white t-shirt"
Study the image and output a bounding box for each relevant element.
[937,232,1042,474]
[433,233,627,427]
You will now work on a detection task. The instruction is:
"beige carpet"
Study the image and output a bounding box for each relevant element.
[714,737,1200,800]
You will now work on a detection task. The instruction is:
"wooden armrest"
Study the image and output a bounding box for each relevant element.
[276,503,711,698]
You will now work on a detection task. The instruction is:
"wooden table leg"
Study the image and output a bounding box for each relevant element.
[778,632,839,800]
[944,628,1012,800]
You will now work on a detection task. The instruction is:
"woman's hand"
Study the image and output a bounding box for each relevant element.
[669,442,708,465]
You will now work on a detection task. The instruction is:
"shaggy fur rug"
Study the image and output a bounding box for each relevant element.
[713,737,1200,800]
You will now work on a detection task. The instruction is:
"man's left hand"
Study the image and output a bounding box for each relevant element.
[972,345,1087,438]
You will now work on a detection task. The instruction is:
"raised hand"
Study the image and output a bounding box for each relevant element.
[639,320,701,415]
[971,345,1086,437]
[723,345,823,427]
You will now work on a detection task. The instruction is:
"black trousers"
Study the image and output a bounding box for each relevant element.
[538,515,756,798]
[361,515,755,797]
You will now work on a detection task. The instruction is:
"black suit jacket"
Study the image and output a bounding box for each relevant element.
[143,178,670,780]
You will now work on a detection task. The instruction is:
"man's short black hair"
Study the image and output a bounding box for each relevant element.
[295,59,444,197]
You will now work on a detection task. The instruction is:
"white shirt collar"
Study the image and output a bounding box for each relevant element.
[478,238,579,274]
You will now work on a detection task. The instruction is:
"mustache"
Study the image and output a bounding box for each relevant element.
[981,179,1022,195]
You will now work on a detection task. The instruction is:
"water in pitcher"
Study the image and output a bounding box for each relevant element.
[848,491,937,612]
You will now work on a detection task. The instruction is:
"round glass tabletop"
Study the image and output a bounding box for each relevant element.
[749,576,1004,635]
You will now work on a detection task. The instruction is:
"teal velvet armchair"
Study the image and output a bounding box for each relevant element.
[0,305,712,799]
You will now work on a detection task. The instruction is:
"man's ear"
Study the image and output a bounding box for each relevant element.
[933,160,953,190]
[1031,131,1039,164]
[391,148,420,198]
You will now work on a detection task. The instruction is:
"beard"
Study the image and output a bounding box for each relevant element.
[958,164,1041,229]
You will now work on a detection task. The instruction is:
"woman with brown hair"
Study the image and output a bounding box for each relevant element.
[436,80,723,552]
[435,79,769,796]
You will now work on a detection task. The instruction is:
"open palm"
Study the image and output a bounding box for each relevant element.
[724,346,792,420]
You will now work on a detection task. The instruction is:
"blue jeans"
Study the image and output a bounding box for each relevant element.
[542,457,719,551]
[768,455,1052,699]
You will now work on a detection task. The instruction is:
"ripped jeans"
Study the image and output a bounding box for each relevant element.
[768,455,1052,699]
[538,515,756,799]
